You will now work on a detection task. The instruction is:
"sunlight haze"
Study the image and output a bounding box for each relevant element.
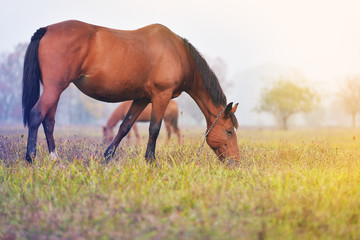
[2,0,359,81]
[1,0,359,126]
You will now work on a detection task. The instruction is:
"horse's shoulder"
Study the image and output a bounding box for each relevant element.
[139,24,174,37]
[146,23,169,31]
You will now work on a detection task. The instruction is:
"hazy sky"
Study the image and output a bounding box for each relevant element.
[1,0,360,85]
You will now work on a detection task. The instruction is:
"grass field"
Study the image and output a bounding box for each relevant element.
[1,127,360,239]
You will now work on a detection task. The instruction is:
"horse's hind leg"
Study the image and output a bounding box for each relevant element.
[104,100,149,162]
[26,105,42,163]
[164,120,171,145]
[42,99,60,160]
[175,128,181,144]
[173,123,181,145]
[132,123,142,145]
[26,89,60,163]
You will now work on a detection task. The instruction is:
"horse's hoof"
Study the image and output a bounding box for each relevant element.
[25,155,33,164]
[104,153,111,163]
[104,149,113,163]
[145,157,156,165]
[50,151,59,160]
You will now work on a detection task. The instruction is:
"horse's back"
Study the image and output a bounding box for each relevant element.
[38,20,192,103]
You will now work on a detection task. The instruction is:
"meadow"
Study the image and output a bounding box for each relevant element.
[1,126,360,239]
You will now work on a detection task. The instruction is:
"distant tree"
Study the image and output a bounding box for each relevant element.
[57,84,106,124]
[337,75,360,127]
[0,43,27,123]
[80,94,105,120]
[257,77,318,130]
[209,56,233,90]
[210,57,227,81]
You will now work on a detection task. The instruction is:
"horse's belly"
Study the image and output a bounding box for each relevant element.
[73,75,148,103]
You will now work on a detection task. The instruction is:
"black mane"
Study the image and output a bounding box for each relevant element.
[182,38,227,107]
[182,38,238,128]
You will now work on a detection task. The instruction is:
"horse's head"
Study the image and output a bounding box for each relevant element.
[102,126,114,144]
[206,102,240,162]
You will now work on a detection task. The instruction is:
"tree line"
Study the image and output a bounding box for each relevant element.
[1,43,360,129]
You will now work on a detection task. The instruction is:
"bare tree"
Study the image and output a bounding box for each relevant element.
[208,56,233,90]
[0,43,27,123]
[337,75,360,127]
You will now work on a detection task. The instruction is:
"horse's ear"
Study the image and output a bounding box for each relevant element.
[231,103,239,113]
[224,102,233,118]
[224,102,239,118]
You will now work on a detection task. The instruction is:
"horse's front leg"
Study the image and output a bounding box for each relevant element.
[145,96,171,164]
[104,100,149,162]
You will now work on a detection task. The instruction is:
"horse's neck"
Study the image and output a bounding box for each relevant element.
[189,86,223,128]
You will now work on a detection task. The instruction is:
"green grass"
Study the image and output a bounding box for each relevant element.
[1,128,360,239]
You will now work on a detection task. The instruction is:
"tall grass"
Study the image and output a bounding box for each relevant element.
[1,128,360,239]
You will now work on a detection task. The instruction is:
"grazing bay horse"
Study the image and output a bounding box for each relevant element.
[103,100,181,145]
[22,20,239,164]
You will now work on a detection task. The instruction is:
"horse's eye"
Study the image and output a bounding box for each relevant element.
[226,129,233,136]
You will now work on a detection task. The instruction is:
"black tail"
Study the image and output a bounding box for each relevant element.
[22,27,47,126]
